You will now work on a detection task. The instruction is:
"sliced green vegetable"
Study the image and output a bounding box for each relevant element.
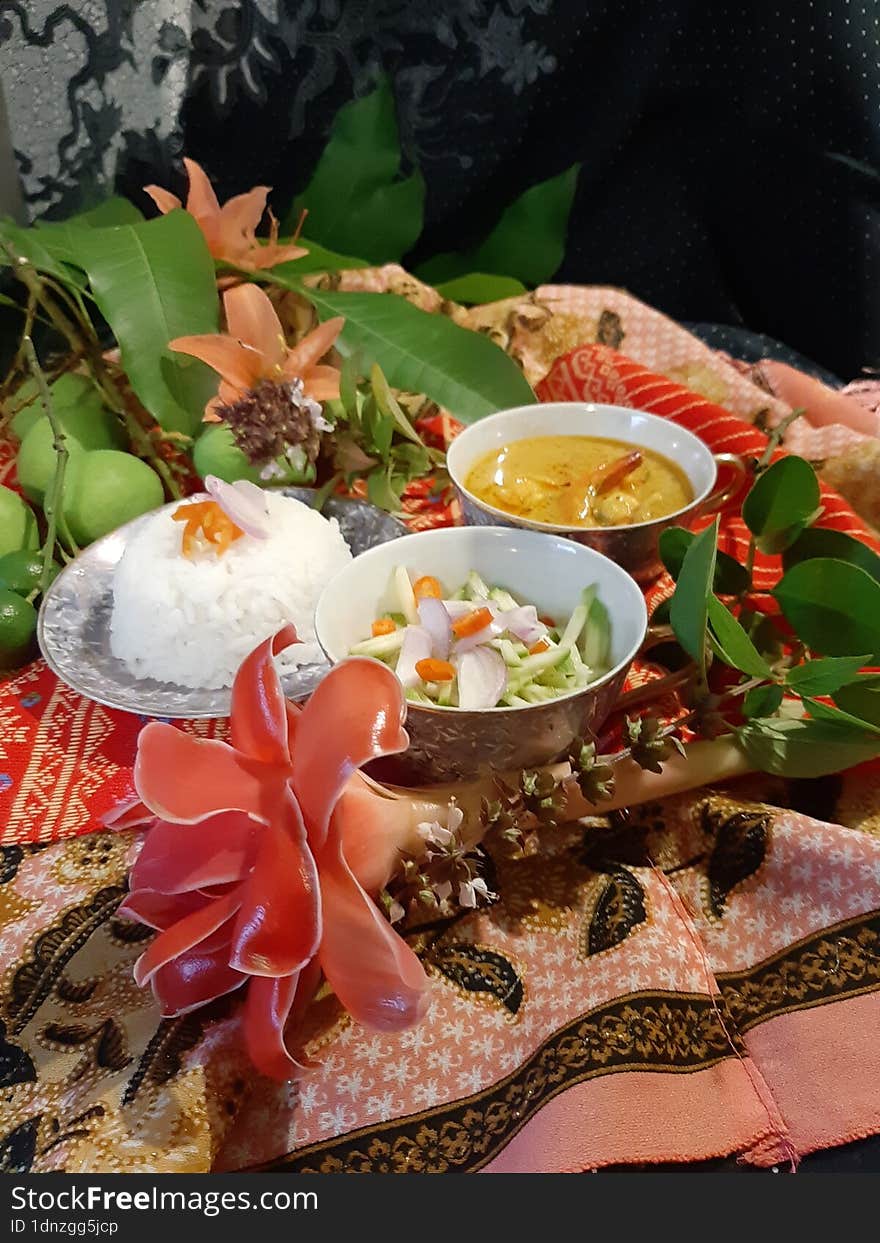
[394,566,419,625]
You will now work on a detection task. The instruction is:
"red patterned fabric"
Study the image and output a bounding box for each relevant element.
[537,344,880,608]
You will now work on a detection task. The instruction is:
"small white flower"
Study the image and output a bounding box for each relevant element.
[259,460,286,480]
[458,877,496,909]
[433,880,453,902]
[417,820,454,848]
[310,403,333,433]
[387,899,406,924]
[416,800,464,850]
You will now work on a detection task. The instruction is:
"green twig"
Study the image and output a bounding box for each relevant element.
[23,337,68,592]
[756,407,805,471]
[744,536,756,584]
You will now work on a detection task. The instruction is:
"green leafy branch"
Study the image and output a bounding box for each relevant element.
[319,359,447,513]
[284,74,580,298]
[659,456,880,778]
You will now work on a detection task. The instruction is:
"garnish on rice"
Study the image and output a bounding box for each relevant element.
[172,499,244,558]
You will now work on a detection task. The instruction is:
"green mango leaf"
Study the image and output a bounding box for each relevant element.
[736,716,880,777]
[416,164,580,287]
[68,211,220,435]
[773,558,880,660]
[0,219,86,288]
[669,518,718,679]
[835,675,880,728]
[785,655,870,697]
[741,456,821,553]
[34,196,144,264]
[290,77,424,264]
[299,288,536,423]
[433,273,528,304]
[706,595,775,679]
[801,696,880,736]
[782,525,880,584]
[659,526,750,595]
[742,683,784,719]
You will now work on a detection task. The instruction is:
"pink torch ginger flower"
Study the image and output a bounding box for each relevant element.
[117,627,429,1080]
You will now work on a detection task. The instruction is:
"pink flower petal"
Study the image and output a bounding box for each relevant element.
[118,888,209,931]
[333,774,415,896]
[151,949,247,1018]
[129,812,259,896]
[133,891,243,987]
[317,813,429,1032]
[102,798,156,831]
[229,626,298,765]
[292,658,409,852]
[134,723,282,824]
[243,960,322,1080]
[229,793,321,976]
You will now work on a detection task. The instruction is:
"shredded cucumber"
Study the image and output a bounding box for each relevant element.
[350,629,406,658]
[437,679,454,706]
[581,588,611,673]
[396,565,419,624]
[354,570,612,709]
[495,638,523,666]
[465,570,490,600]
[489,586,519,611]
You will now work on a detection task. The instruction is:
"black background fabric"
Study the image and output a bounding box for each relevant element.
[5,1,880,373]
[148,0,880,378]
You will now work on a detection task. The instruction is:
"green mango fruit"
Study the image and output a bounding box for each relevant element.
[0,485,39,558]
[63,450,164,546]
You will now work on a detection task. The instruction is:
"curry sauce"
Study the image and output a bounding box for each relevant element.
[465,435,693,528]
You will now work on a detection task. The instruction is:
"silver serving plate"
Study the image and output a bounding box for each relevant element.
[37,487,406,719]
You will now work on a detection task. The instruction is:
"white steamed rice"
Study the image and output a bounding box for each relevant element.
[110,492,352,689]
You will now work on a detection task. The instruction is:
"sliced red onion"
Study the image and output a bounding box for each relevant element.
[230,478,269,510]
[442,599,476,620]
[499,605,547,646]
[396,625,433,688]
[456,647,507,710]
[418,597,452,660]
[204,475,270,539]
[453,614,504,654]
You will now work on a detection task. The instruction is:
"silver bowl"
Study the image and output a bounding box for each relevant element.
[37,487,406,719]
[446,402,746,583]
[315,525,648,784]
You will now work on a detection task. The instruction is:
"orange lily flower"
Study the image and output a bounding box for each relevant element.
[145,157,307,271]
[169,283,343,421]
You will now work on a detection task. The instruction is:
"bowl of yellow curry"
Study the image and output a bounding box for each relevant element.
[446,403,744,582]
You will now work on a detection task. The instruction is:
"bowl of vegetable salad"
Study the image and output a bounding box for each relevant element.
[315,526,647,783]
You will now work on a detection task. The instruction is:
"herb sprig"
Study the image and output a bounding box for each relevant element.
[659,455,880,777]
[320,358,448,513]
